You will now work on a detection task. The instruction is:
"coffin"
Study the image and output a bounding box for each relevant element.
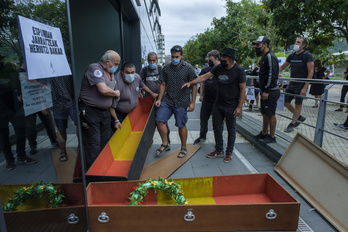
[86,97,156,182]
[0,183,86,232]
[86,173,300,231]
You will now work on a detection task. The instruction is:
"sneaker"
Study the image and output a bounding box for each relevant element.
[260,135,277,144]
[293,115,306,127]
[253,131,267,140]
[206,150,224,158]
[17,156,38,165]
[223,152,233,163]
[335,108,343,112]
[333,123,348,130]
[284,123,294,133]
[345,109,348,113]
[193,136,206,145]
[6,161,15,171]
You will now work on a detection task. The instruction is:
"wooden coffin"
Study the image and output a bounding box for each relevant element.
[0,183,86,232]
[86,173,300,231]
[275,132,348,232]
[86,97,156,182]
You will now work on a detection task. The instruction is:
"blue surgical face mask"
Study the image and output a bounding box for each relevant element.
[171,58,181,66]
[125,74,135,83]
[149,63,157,70]
[108,65,118,74]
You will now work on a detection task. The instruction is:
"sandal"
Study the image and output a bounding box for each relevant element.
[59,152,68,162]
[156,144,170,156]
[177,147,187,158]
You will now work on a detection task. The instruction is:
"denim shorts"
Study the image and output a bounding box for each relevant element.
[155,101,188,128]
[53,105,78,131]
[285,84,305,105]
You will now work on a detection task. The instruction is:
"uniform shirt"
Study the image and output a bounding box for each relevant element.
[286,51,313,84]
[199,66,218,103]
[210,63,246,108]
[79,61,116,109]
[160,61,196,108]
[259,51,279,93]
[113,72,144,113]
[139,66,161,94]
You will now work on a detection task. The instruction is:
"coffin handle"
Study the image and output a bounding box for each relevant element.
[184,209,195,222]
[98,212,110,223]
[265,209,277,220]
[67,213,80,224]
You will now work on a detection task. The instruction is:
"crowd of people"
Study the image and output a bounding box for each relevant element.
[1,36,348,171]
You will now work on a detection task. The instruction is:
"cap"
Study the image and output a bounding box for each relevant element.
[220,47,236,59]
[252,36,270,45]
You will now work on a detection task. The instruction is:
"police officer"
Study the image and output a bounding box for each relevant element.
[79,50,121,168]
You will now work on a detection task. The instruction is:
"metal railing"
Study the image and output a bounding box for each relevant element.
[244,76,348,147]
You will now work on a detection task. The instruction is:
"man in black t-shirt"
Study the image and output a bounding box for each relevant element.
[279,37,314,133]
[252,36,280,143]
[182,47,246,163]
[193,50,219,145]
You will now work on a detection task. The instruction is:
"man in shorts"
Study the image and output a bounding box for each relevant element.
[279,37,314,133]
[155,45,197,158]
[252,36,280,143]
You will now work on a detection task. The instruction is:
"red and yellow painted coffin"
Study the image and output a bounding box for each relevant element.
[86,97,156,182]
[0,183,86,232]
[86,173,300,231]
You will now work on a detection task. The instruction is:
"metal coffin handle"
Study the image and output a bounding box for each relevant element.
[265,209,277,220]
[98,212,110,223]
[184,208,195,222]
[67,213,79,224]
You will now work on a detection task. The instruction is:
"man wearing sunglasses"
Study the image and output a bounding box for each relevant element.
[155,45,197,158]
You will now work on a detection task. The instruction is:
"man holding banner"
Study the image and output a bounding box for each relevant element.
[252,36,280,144]
[79,50,121,169]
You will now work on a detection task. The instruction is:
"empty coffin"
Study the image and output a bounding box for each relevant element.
[86,97,156,182]
[0,183,86,232]
[86,173,300,231]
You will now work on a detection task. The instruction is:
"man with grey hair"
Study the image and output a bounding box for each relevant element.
[194,49,220,144]
[79,50,121,169]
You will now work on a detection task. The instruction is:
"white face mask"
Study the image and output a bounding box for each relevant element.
[293,44,300,52]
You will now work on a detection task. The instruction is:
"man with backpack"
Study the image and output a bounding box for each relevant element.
[279,37,314,133]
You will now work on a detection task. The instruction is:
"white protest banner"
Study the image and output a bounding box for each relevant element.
[18,15,71,80]
[19,72,53,116]
[277,94,284,111]
[246,87,255,100]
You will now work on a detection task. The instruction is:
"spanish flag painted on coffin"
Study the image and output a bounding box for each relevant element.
[86,97,156,182]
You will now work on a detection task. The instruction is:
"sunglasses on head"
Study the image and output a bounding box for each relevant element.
[171,48,182,53]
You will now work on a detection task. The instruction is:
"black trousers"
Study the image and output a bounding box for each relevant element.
[81,104,112,169]
[339,85,348,108]
[0,107,26,162]
[199,100,215,138]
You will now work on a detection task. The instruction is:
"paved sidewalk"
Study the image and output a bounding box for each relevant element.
[243,85,348,166]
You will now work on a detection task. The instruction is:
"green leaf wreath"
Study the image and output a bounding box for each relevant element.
[3,183,65,212]
[128,177,188,205]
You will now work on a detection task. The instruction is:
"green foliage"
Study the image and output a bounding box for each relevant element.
[128,178,188,205]
[183,0,278,64]
[0,0,68,62]
[3,183,65,212]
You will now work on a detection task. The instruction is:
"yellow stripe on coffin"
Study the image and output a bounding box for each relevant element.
[157,177,216,205]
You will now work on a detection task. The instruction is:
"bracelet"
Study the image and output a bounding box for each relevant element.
[114,120,120,123]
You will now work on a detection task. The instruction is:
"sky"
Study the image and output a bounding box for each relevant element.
[159,0,227,55]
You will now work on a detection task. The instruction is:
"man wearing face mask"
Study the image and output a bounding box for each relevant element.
[79,50,121,169]
[112,62,157,125]
[182,47,246,163]
[155,45,197,158]
[193,49,220,145]
[252,36,280,143]
[279,37,314,133]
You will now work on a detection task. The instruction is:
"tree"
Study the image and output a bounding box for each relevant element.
[262,0,348,51]
[183,0,277,66]
[0,0,68,62]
